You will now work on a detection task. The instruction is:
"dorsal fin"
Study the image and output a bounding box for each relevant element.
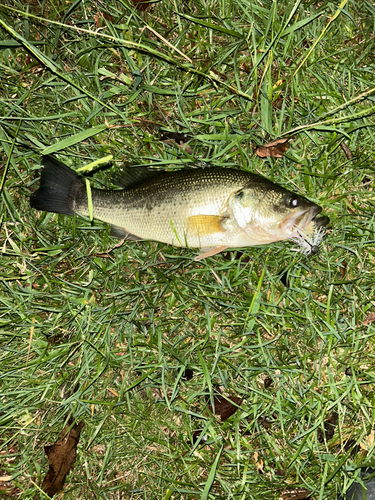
[111,164,163,189]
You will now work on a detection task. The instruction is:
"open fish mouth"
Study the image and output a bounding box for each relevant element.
[282,205,324,237]
[295,206,321,231]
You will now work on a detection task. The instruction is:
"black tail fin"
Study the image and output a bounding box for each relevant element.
[30,156,84,215]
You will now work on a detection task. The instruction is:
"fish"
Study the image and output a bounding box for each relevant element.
[30,156,329,260]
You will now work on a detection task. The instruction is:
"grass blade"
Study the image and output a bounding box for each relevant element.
[201,445,224,500]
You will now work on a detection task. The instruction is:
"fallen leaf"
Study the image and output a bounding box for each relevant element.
[340,141,353,159]
[279,487,312,500]
[255,137,290,158]
[317,410,338,442]
[360,429,375,451]
[130,0,151,11]
[93,11,114,28]
[363,312,375,325]
[207,394,242,421]
[339,260,348,280]
[0,480,21,499]
[274,468,286,477]
[253,451,264,474]
[0,476,12,482]
[41,418,84,497]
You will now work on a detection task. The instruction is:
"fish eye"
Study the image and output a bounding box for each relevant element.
[285,195,299,208]
[236,190,244,199]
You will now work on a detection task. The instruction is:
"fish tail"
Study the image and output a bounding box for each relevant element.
[30,156,85,215]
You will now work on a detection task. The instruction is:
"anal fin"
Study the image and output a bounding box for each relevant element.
[110,225,141,240]
[194,245,228,261]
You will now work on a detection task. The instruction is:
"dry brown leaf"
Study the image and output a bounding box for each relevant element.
[93,11,114,28]
[279,487,312,500]
[41,418,84,497]
[207,394,243,421]
[253,451,264,474]
[130,0,151,11]
[360,429,375,451]
[255,137,290,158]
[363,312,375,325]
[0,471,22,499]
[340,141,353,159]
[317,410,338,442]
[0,482,21,498]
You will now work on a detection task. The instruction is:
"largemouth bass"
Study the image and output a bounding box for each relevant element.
[30,156,329,260]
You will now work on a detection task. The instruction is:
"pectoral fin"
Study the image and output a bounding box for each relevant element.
[194,245,228,261]
[187,215,226,237]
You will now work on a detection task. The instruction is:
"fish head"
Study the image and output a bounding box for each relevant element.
[229,179,325,244]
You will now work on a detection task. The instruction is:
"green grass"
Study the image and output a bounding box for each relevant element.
[1,0,375,498]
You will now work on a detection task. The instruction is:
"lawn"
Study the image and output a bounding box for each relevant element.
[1,0,375,498]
